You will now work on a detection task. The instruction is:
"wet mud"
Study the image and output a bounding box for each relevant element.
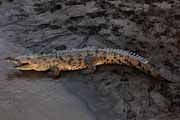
[0,0,180,120]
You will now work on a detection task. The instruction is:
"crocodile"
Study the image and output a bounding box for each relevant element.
[5,47,166,81]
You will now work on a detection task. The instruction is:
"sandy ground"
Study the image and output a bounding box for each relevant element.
[0,0,180,120]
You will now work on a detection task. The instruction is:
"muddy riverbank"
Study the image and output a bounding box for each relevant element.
[0,35,95,120]
[0,0,180,120]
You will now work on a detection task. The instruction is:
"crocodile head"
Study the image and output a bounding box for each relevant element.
[5,55,49,71]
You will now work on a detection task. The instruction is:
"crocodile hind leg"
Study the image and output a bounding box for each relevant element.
[81,56,97,74]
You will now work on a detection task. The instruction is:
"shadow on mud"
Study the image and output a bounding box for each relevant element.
[6,70,49,80]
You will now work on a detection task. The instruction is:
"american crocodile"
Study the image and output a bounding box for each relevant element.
[5,47,167,81]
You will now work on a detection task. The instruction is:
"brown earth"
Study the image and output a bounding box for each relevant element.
[0,0,180,120]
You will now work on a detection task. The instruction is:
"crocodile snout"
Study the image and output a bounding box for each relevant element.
[5,57,22,66]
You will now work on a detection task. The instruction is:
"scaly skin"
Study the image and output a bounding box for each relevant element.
[6,47,162,80]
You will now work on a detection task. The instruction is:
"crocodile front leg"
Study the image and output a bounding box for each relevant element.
[48,66,60,78]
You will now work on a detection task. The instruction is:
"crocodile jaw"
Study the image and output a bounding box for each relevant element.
[16,64,37,70]
[5,57,36,71]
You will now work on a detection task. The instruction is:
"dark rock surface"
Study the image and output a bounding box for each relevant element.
[0,0,180,120]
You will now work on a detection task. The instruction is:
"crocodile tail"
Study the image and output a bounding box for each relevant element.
[138,63,161,80]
